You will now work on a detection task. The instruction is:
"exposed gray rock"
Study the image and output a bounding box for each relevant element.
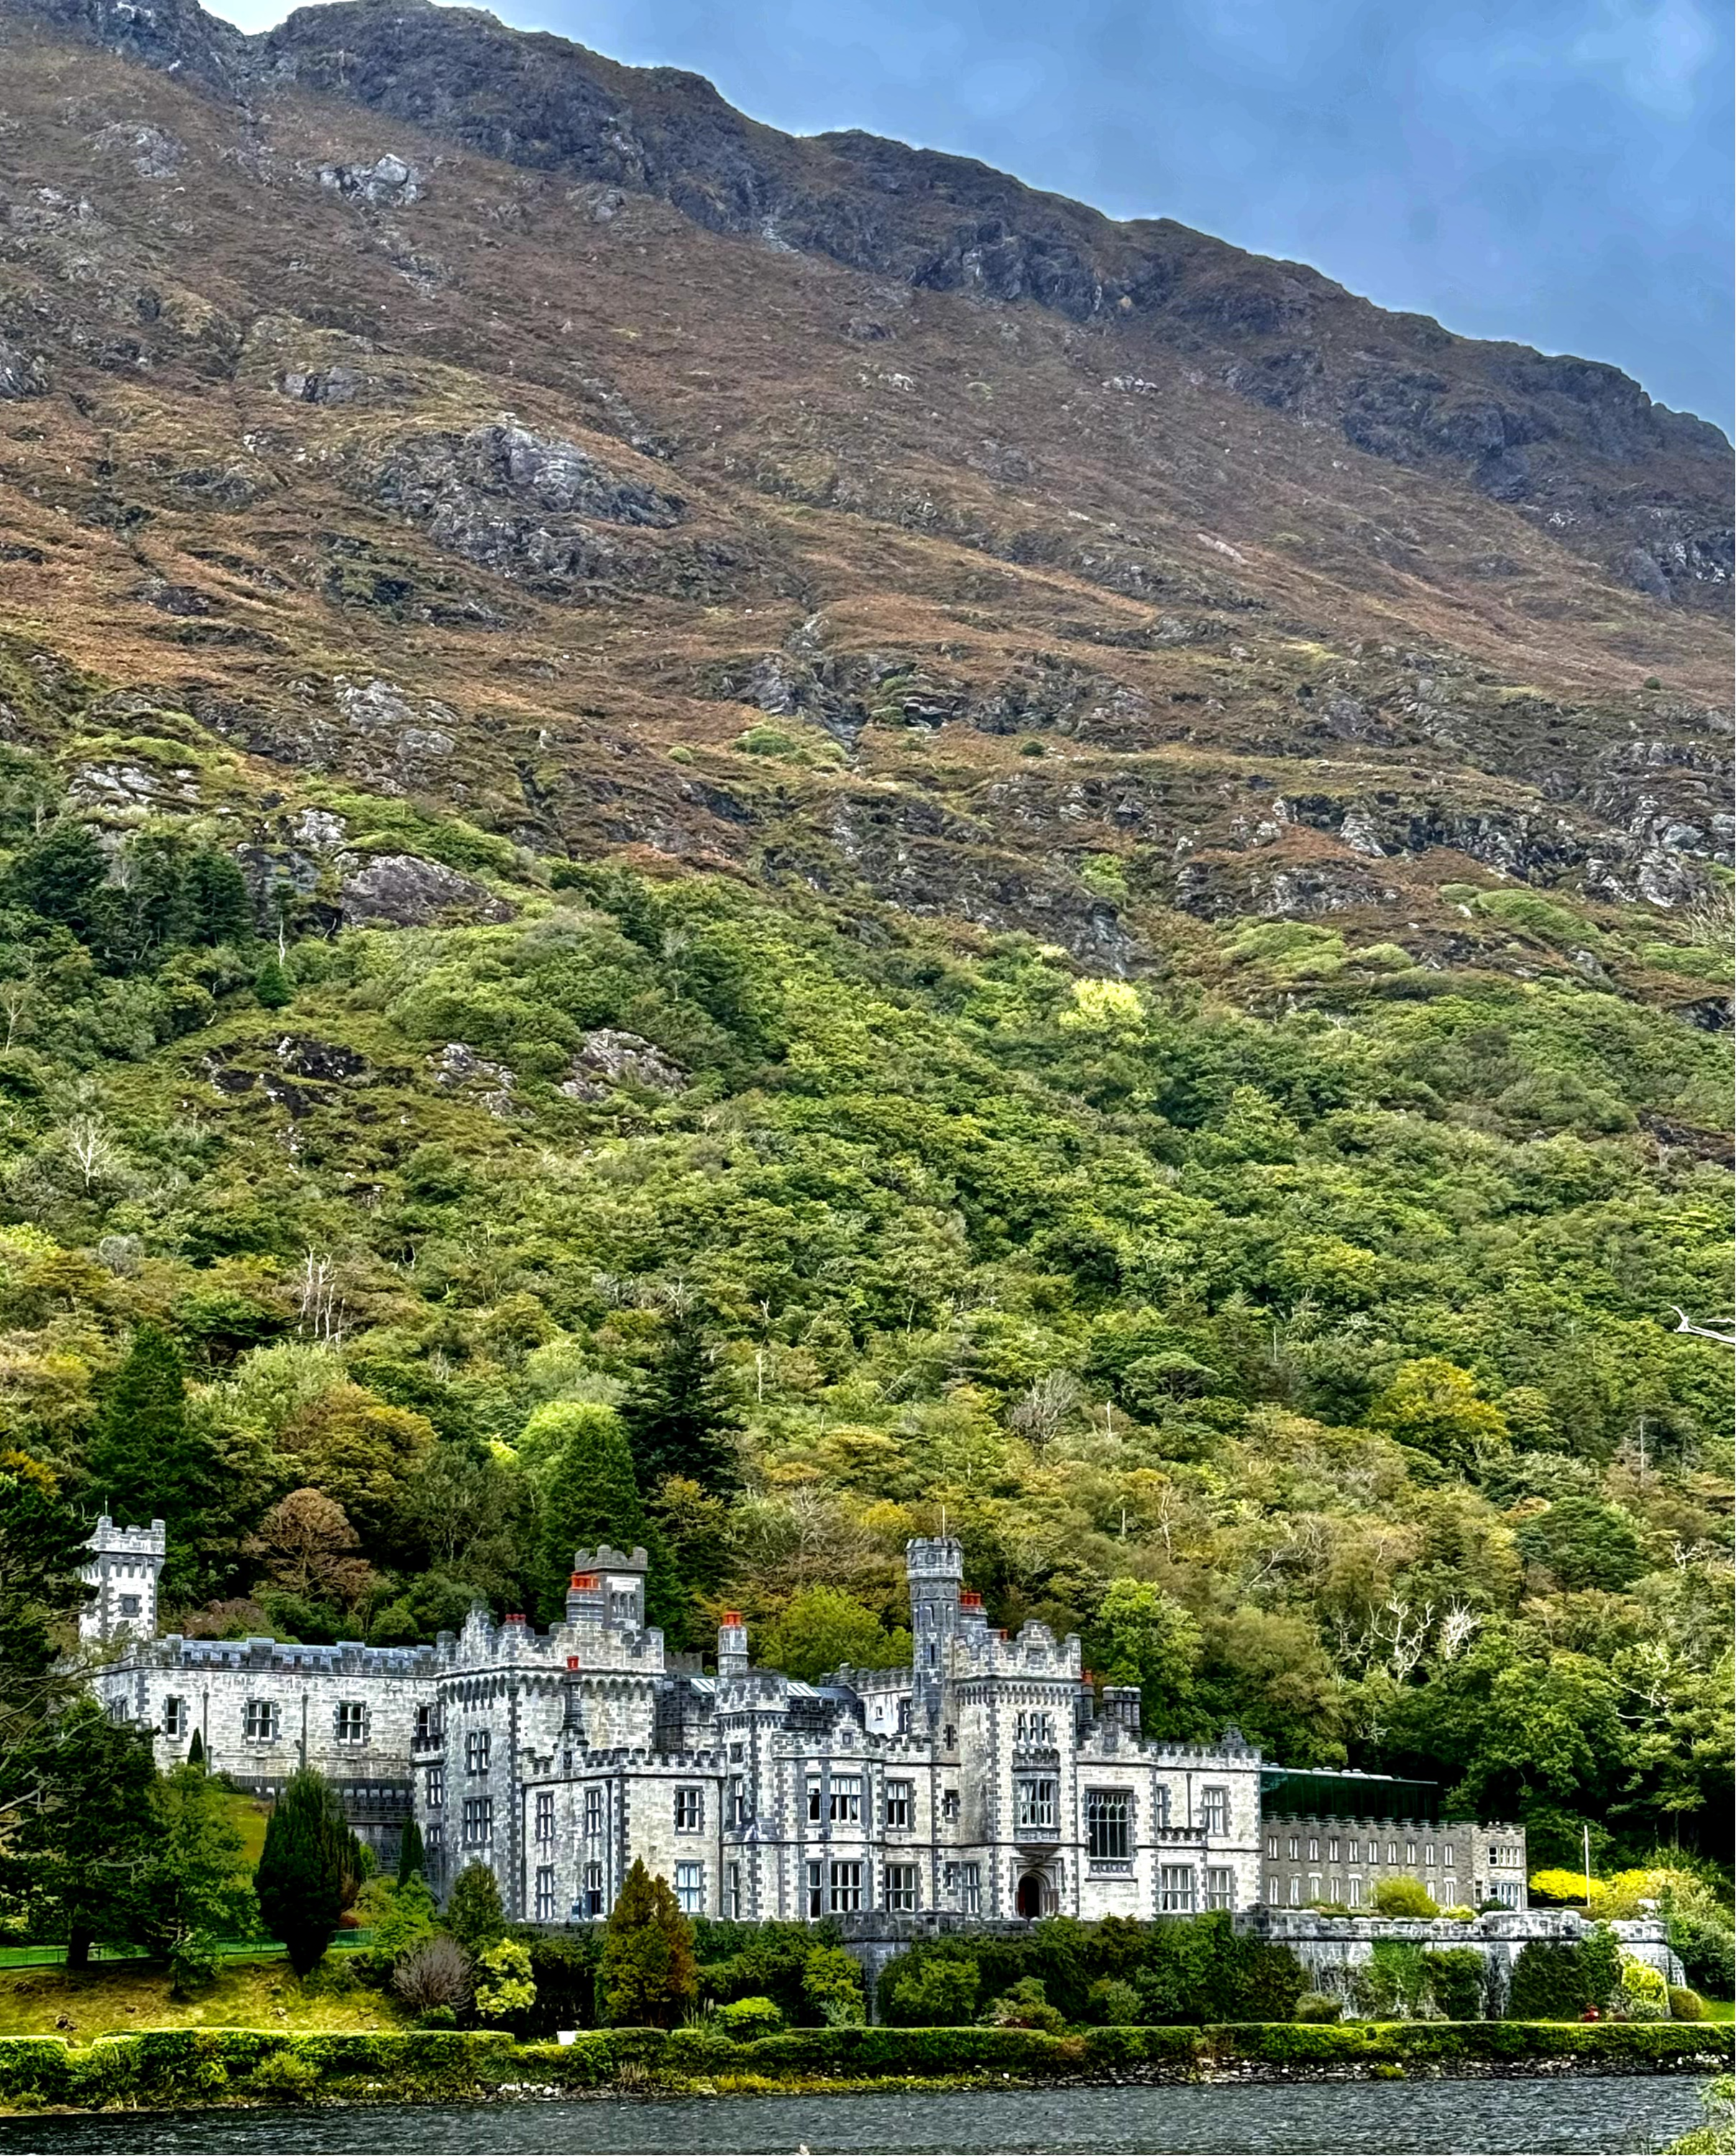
[93,121,183,178]
[364,421,689,588]
[339,853,515,927]
[277,366,365,405]
[560,1028,687,1101]
[0,339,49,399]
[428,1040,520,1119]
[318,152,421,206]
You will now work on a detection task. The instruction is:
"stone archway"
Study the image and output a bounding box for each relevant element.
[1016,1871,1045,1919]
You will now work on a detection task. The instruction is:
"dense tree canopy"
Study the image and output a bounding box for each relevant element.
[0,753,1726,1873]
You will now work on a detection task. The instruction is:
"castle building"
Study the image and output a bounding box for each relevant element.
[86,1518,1519,1923]
[88,1526,1264,1922]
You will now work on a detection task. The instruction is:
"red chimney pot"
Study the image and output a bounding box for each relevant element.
[720,1611,743,1626]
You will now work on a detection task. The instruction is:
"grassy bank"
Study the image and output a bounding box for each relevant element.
[0,2022,1727,2113]
[0,1960,403,2043]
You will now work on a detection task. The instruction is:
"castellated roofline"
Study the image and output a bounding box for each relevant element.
[86,1513,167,1554]
[574,1544,649,1572]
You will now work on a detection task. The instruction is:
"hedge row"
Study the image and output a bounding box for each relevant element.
[0,2022,1727,2110]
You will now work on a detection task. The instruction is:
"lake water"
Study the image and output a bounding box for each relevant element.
[0,2077,1707,2156]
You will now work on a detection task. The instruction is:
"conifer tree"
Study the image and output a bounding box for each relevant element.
[622,1307,736,1495]
[254,954,293,1009]
[185,849,254,947]
[533,1405,648,1622]
[255,1768,359,1977]
[396,1818,426,1886]
[185,1727,205,1768]
[600,1858,697,2027]
[84,1323,213,1541]
[443,1861,506,1956]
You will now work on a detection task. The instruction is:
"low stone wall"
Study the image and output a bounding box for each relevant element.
[832,1908,1681,2019]
[1242,1909,1681,2010]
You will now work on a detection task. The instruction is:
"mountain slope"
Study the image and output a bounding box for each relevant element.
[0,0,1729,1874]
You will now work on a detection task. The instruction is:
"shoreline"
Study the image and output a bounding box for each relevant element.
[0,2022,1728,2116]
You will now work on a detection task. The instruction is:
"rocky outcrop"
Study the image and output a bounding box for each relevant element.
[339,853,515,927]
[0,337,49,398]
[559,1028,687,1101]
[363,423,688,590]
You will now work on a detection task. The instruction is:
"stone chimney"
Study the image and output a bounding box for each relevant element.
[81,1514,166,1648]
[565,1568,605,1628]
[717,1610,749,1676]
[1102,1684,1142,1738]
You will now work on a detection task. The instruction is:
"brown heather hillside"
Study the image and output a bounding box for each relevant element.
[0,0,1729,981]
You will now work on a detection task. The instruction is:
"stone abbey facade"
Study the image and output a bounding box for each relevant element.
[86,1517,1523,1925]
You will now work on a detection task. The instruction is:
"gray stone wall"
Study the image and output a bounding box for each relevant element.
[1259,1815,1528,1911]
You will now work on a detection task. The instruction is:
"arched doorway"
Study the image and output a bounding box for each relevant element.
[1016,1872,1044,1919]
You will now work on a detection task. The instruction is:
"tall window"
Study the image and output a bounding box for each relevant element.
[830,1861,863,1912]
[1205,1867,1236,1911]
[945,1862,980,1914]
[336,1701,366,1744]
[243,1699,278,1742]
[1444,1876,1458,1904]
[466,1730,490,1774]
[584,1786,603,1838]
[1287,1836,1300,1861]
[1086,1789,1131,1864]
[807,1861,824,1918]
[1387,1841,1399,1865]
[414,1704,438,1745]
[885,1863,919,1912]
[1160,1866,1196,1914]
[535,1791,555,1843]
[1307,1838,1320,1863]
[583,1862,604,1917]
[1014,1776,1057,1832]
[1425,1843,1436,1868]
[941,1790,960,1822]
[896,1697,911,1733]
[1328,1838,1341,1864]
[1152,1784,1171,1830]
[1201,1786,1228,1835]
[1349,1876,1363,1907]
[1347,1839,1359,1864]
[461,1796,493,1845]
[534,1866,556,1923]
[675,1786,704,1832]
[162,1697,186,1738]
[610,1587,638,1626]
[674,1862,704,1915]
[829,1775,862,1825]
[728,1863,742,1919]
[807,1779,823,1824]
[425,1764,445,1809]
[1266,1834,1278,1858]
[886,1780,913,1830]
[1405,1842,1418,1866]
[1443,1843,1456,1868]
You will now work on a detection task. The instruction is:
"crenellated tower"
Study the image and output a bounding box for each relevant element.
[81,1514,165,1647]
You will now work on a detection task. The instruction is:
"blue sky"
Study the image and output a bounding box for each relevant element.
[212,0,1733,433]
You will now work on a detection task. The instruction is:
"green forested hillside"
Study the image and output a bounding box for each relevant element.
[0,733,1729,1873]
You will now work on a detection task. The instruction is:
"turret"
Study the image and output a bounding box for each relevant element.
[574,1545,648,1630]
[906,1536,964,1674]
[717,1610,749,1676]
[81,1514,165,1647]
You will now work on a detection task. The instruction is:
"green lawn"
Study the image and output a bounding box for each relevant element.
[0,1958,403,2043]
[1699,1998,1735,2022]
